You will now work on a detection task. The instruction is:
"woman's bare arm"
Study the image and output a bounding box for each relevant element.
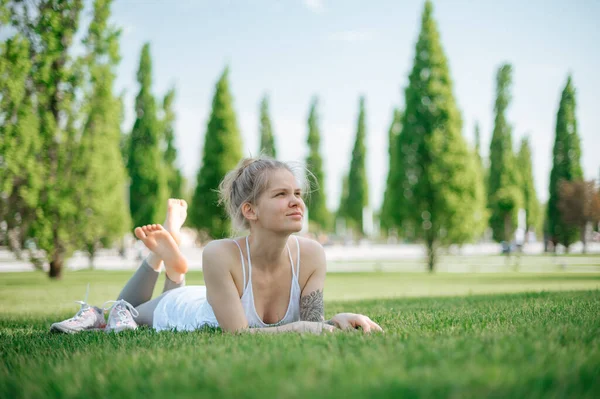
[202,241,250,332]
[298,239,332,323]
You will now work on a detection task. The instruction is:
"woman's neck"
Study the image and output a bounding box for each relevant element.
[247,230,291,273]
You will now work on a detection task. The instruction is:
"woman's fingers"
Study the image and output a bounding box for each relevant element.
[336,318,353,330]
[330,313,384,334]
[352,316,384,334]
[354,317,371,333]
[367,318,384,332]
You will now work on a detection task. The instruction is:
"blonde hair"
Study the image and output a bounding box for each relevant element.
[218,155,313,232]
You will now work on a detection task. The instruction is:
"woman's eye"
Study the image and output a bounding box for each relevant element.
[277,192,285,197]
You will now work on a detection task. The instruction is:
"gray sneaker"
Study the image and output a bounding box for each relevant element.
[50,301,106,334]
[103,299,139,333]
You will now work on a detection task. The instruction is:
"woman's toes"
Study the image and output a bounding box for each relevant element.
[134,227,146,240]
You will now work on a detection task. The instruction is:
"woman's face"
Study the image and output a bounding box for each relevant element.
[252,168,305,233]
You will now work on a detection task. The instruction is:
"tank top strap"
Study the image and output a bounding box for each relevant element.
[245,236,252,285]
[294,235,301,278]
[231,239,247,290]
[285,242,294,277]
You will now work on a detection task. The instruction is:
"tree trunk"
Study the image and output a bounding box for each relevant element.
[426,237,436,273]
[49,252,64,279]
[88,252,95,270]
[87,242,97,269]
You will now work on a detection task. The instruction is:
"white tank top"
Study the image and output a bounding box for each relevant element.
[153,236,302,331]
[234,235,302,327]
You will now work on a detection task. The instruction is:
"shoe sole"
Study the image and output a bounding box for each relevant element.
[50,325,106,334]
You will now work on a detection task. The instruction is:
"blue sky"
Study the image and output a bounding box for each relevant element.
[109,0,600,211]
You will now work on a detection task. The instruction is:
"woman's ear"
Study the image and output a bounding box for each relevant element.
[241,202,258,221]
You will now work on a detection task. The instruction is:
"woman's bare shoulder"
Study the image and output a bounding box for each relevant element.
[294,235,324,252]
[202,238,241,269]
[294,235,326,267]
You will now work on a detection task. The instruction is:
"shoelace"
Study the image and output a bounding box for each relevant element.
[102,300,139,324]
[69,283,93,321]
[70,301,92,321]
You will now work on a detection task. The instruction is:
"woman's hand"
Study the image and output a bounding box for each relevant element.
[329,313,383,333]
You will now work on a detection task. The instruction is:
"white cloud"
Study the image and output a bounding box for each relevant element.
[303,0,325,14]
[328,30,376,43]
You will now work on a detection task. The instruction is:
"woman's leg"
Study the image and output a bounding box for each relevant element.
[134,293,165,326]
[134,272,186,326]
[116,252,163,307]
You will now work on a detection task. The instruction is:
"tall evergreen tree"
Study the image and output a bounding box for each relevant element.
[190,67,243,238]
[127,43,167,228]
[76,0,131,266]
[0,34,41,259]
[340,96,369,235]
[390,1,485,271]
[472,121,489,238]
[547,75,583,250]
[380,108,403,232]
[161,87,184,199]
[305,97,331,231]
[388,104,415,239]
[336,172,349,222]
[516,137,540,237]
[487,64,522,243]
[474,122,483,168]
[258,95,277,158]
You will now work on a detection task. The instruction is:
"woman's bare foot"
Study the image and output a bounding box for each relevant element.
[134,224,188,281]
[163,199,187,246]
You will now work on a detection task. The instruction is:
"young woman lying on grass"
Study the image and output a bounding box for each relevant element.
[51,157,383,335]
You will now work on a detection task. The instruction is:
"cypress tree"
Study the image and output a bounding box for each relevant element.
[127,43,168,228]
[381,108,402,232]
[336,172,349,221]
[190,67,243,238]
[340,96,369,235]
[393,1,485,271]
[258,95,277,158]
[161,87,184,199]
[516,137,540,236]
[547,75,583,250]
[487,64,522,243]
[472,121,488,238]
[305,97,331,231]
[474,122,483,169]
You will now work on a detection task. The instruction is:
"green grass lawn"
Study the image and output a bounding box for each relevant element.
[1,271,599,398]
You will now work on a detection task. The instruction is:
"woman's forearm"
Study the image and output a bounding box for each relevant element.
[243,321,333,334]
[243,325,288,334]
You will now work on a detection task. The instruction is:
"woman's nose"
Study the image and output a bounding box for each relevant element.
[290,196,304,208]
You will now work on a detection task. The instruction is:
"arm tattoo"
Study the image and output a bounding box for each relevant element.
[300,289,325,321]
